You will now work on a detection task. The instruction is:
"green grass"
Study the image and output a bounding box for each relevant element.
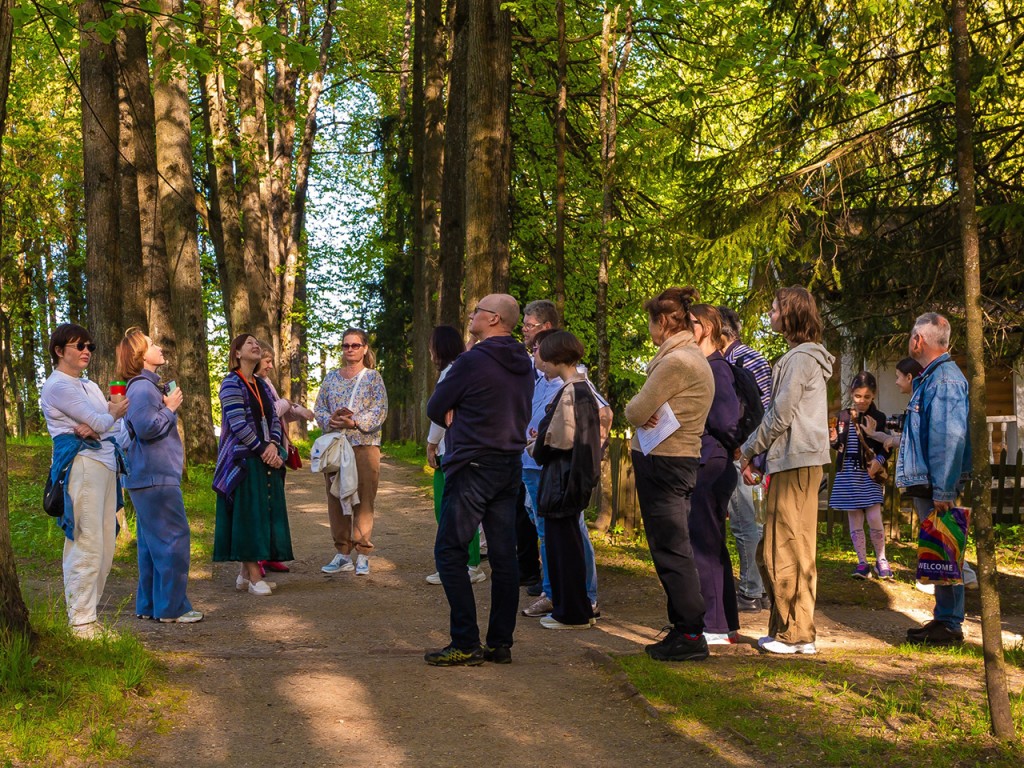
[0,600,166,766]
[615,650,1024,767]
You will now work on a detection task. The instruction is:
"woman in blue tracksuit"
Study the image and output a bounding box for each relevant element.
[117,328,202,623]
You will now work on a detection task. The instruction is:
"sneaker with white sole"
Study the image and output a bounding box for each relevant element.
[322,554,355,574]
[704,631,738,645]
[468,566,486,584]
[521,595,553,617]
[236,575,276,591]
[248,580,273,596]
[425,571,442,585]
[159,610,204,624]
[540,614,592,630]
[355,554,370,576]
[757,636,817,654]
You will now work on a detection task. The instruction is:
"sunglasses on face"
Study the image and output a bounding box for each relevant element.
[342,343,364,350]
[70,342,97,352]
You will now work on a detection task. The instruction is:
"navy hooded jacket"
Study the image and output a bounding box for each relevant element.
[426,334,535,477]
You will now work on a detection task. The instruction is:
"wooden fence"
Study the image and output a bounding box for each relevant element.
[596,437,1024,538]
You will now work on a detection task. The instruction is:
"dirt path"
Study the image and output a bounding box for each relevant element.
[100,459,1024,768]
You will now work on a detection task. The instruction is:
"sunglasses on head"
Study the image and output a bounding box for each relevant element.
[71,342,97,352]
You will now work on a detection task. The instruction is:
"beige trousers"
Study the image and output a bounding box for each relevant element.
[63,455,118,626]
[757,465,821,644]
[325,445,381,555]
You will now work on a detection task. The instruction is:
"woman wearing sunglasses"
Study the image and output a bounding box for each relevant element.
[314,328,388,576]
[40,323,130,638]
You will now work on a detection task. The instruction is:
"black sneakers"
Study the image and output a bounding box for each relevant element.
[424,645,486,666]
[906,620,964,646]
[424,644,512,665]
[483,645,512,664]
[645,627,710,662]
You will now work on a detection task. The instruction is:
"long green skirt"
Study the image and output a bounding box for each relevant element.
[214,457,294,562]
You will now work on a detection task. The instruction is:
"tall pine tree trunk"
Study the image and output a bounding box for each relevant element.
[950,0,1015,740]
[463,0,511,305]
[0,0,33,641]
[80,0,123,390]
[115,30,146,331]
[437,0,466,328]
[552,0,567,313]
[152,0,216,464]
[120,6,175,352]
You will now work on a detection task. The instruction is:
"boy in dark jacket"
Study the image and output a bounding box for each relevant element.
[528,331,601,630]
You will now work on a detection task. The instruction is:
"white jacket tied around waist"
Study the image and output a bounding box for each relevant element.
[310,432,360,515]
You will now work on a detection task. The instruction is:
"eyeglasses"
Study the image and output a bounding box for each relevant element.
[71,342,97,352]
[522,321,543,331]
[342,343,364,350]
[473,306,499,317]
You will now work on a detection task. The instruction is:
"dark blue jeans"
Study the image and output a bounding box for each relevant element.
[435,453,522,650]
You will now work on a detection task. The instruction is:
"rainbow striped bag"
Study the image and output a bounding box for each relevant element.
[916,506,971,586]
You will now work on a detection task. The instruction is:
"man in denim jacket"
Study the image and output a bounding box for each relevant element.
[895,312,971,645]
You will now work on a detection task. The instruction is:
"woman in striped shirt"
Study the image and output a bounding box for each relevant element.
[212,333,293,596]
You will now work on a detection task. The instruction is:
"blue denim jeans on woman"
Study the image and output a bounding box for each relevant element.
[435,453,522,650]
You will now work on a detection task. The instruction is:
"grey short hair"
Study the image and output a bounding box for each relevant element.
[912,312,951,350]
[523,299,560,328]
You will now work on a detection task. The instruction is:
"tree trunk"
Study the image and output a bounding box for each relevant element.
[596,7,631,395]
[114,29,147,331]
[463,0,510,307]
[552,0,567,314]
[950,0,1015,740]
[235,0,275,346]
[0,0,33,641]
[80,0,123,390]
[438,0,466,328]
[152,0,217,464]
[197,0,251,341]
[120,6,175,352]
[63,183,86,325]
[287,1,336,436]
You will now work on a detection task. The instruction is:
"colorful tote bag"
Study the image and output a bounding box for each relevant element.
[916,506,971,585]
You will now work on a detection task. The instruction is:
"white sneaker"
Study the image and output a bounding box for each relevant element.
[540,614,592,630]
[425,572,442,585]
[705,632,738,645]
[757,636,817,654]
[236,575,276,591]
[248,580,273,596]
[355,554,370,576]
[72,622,103,639]
[916,581,936,595]
[159,610,204,624]
[322,554,355,574]
[468,565,487,584]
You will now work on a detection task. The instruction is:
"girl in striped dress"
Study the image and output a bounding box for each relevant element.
[829,372,893,579]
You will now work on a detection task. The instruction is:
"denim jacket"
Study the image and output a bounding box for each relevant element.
[894,354,971,502]
[50,433,125,541]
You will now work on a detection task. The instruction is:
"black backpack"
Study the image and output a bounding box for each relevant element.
[709,359,765,451]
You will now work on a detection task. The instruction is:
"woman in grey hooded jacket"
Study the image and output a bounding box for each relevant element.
[739,286,833,655]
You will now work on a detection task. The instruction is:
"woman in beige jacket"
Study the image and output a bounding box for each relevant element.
[624,287,714,662]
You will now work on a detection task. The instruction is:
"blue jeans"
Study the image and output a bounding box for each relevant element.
[911,497,965,631]
[728,461,764,599]
[435,454,522,650]
[130,484,192,620]
[523,468,598,604]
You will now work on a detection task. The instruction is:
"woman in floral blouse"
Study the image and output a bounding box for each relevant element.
[314,328,388,576]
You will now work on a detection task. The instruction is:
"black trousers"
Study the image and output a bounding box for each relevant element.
[545,512,594,624]
[632,451,705,635]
